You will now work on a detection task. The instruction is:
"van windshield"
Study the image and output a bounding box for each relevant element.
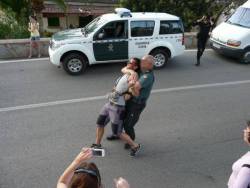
[227,7,250,28]
[83,17,106,34]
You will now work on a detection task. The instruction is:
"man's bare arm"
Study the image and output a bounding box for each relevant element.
[121,66,136,75]
[129,81,141,96]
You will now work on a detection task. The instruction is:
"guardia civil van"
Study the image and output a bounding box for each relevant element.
[49,8,185,75]
[210,0,250,63]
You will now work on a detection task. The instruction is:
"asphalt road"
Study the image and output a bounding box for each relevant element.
[0,50,250,188]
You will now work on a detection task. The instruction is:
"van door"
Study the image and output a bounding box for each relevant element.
[93,20,128,61]
[129,20,155,58]
[159,20,185,56]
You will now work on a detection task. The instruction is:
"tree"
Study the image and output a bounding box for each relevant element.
[0,0,29,23]
[0,0,67,35]
[119,0,247,31]
[31,0,66,35]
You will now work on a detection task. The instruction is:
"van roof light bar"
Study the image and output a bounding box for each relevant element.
[115,8,132,17]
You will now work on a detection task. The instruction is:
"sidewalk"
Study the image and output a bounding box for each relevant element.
[0,33,199,60]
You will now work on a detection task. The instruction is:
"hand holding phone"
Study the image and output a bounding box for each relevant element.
[92,148,105,157]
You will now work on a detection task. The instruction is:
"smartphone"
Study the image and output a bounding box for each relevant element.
[92,148,105,157]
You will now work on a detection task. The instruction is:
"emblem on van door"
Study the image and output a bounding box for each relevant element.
[108,44,114,51]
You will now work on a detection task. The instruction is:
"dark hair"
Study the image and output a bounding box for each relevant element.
[131,57,141,73]
[69,162,101,188]
[30,15,37,21]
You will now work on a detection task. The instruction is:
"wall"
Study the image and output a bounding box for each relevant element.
[0,33,200,60]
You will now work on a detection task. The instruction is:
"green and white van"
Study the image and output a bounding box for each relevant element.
[49,8,185,75]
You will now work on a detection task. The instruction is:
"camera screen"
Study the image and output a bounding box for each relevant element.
[92,149,103,156]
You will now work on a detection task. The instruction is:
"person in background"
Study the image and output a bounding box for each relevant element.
[69,24,74,29]
[193,15,214,66]
[114,23,124,38]
[57,148,130,188]
[28,15,41,58]
[227,121,250,188]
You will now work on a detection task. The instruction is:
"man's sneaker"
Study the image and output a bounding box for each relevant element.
[90,143,102,149]
[124,143,131,150]
[106,134,120,141]
[130,144,141,157]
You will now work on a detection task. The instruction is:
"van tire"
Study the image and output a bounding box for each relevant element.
[240,49,250,64]
[150,49,169,68]
[62,53,88,75]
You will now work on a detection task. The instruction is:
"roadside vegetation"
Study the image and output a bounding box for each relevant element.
[0,0,247,39]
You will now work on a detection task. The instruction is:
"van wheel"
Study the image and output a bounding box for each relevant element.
[62,53,88,75]
[240,49,250,64]
[150,49,169,68]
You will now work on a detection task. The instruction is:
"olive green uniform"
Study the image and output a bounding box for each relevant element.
[123,70,154,140]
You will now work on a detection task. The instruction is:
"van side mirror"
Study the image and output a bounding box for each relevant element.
[98,32,105,40]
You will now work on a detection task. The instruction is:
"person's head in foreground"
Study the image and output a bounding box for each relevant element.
[70,162,101,188]
[244,121,250,145]
[57,148,130,188]
[140,55,154,72]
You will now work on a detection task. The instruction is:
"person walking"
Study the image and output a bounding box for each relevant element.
[28,15,41,58]
[120,55,155,149]
[227,121,250,188]
[193,15,214,66]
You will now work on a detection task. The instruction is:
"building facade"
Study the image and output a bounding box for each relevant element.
[42,0,118,33]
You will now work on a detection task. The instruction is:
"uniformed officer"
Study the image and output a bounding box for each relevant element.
[121,55,155,149]
[193,15,214,66]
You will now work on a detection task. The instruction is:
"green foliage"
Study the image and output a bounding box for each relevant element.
[0,9,29,39]
[0,0,30,22]
[119,0,243,31]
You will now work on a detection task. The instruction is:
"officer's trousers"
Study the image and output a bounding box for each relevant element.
[123,100,146,141]
[197,37,208,61]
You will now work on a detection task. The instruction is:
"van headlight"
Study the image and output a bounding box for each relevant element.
[51,42,64,50]
[227,39,241,47]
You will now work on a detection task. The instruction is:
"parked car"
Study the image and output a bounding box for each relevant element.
[49,8,185,75]
[210,0,250,63]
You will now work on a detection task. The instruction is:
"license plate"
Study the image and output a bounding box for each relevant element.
[213,43,221,49]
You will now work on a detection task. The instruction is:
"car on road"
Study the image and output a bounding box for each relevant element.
[49,8,185,75]
[210,0,250,63]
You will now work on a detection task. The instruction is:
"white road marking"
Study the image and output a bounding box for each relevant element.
[0,57,49,64]
[185,49,212,52]
[0,79,249,113]
[0,49,213,64]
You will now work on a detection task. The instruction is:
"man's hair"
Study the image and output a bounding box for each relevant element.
[132,57,140,67]
[69,162,101,188]
[142,55,155,67]
[128,57,141,72]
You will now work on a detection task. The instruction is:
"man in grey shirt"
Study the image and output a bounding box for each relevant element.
[91,58,141,157]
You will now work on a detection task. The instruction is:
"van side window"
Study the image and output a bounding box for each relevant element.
[131,21,155,37]
[160,21,183,34]
[94,21,127,40]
